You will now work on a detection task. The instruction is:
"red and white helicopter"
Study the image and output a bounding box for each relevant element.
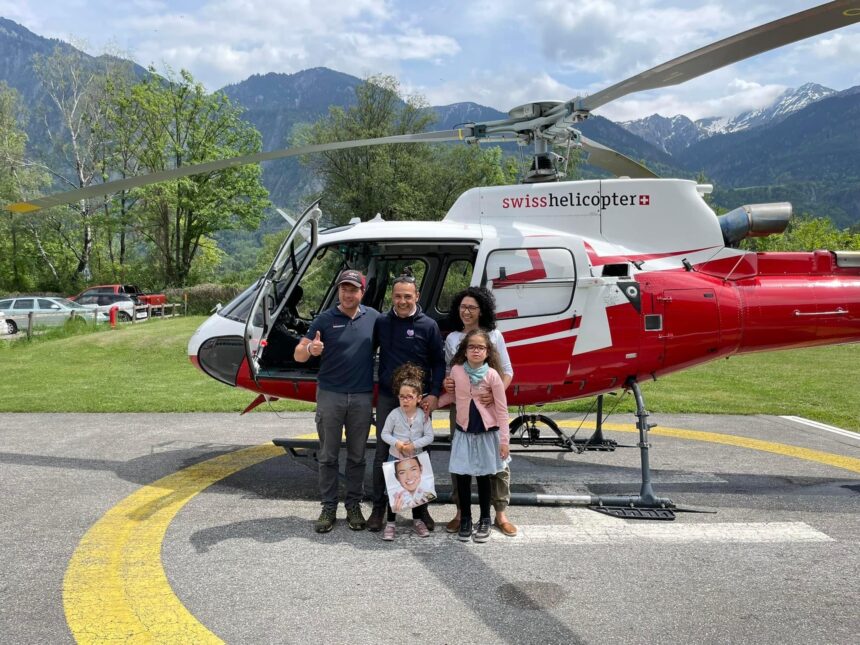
[8,2,860,515]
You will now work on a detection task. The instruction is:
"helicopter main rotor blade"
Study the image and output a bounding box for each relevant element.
[572,1,860,114]
[5,129,471,213]
[579,136,658,179]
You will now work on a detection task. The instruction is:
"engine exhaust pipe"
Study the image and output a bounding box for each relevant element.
[718,202,792,246]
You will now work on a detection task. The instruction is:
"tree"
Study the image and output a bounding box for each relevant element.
[0,82,50,291]
[743,215,860,251]
[131,68,269,286]
[31,45,134,284]
[299,75,516,224]
[97,71,147,278]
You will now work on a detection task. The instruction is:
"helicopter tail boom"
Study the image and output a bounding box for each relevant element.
[734,251,860,354]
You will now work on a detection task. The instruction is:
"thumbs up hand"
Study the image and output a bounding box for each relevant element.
[308,330,324,357]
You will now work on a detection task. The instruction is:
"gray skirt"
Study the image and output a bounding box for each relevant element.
[449,430,505,476]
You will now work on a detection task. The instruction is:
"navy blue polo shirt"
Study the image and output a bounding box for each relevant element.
[305,304,380,393]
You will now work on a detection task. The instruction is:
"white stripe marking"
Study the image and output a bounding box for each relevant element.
[780,416,860,442]
[498,509,833,544]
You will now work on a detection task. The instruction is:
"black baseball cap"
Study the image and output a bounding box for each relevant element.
[336,269,366,289]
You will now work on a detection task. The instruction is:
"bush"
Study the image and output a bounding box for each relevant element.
[165,283,244,315]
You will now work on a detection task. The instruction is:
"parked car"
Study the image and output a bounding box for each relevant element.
[0,308,13,335]
[74,293,148,322]
[0,296,109,331]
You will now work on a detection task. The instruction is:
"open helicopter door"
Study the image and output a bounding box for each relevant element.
[244,201,321,381]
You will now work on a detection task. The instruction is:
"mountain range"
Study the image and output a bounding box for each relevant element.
[2,17,858,229]
[621,83,838,156]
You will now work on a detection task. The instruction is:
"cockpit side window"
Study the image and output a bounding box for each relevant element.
[435,259,473,314]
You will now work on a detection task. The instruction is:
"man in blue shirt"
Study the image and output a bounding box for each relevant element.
[294,269,380,533]
[367,274,445,532]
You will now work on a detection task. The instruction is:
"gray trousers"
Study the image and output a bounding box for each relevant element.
[315,388,373,510]
[371,391,399,509]
[449,406,511,512]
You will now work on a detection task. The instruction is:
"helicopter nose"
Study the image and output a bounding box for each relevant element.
[196,335,244,385]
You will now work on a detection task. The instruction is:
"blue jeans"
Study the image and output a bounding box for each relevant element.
[315,388,373,510]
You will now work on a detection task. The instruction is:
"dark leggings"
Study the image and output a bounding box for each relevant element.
[456,474,491,521]
[387,502,426,522]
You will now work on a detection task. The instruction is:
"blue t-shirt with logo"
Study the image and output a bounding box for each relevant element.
[305,304,380,393]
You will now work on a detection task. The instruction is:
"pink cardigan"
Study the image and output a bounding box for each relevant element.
[438,364,509,445]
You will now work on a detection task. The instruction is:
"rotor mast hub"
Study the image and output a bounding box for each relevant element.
[506,101,585,183]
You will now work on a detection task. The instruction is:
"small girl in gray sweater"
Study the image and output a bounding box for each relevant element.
[379,363,435,540]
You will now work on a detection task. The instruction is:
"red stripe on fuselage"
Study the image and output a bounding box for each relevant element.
[584,241,714,266]
[503,317,577,343]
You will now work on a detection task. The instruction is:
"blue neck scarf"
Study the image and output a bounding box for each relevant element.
[463,362,489,385]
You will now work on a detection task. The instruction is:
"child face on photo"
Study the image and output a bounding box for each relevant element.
[394,457,422,493]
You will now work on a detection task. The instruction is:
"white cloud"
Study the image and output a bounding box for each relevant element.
[534,0,737,80]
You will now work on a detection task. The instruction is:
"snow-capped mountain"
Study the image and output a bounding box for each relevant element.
[621,83,835,155]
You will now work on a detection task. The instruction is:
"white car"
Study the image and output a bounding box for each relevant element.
[0,308,13,335]
[0,296,109,332]
[74,293,148,322]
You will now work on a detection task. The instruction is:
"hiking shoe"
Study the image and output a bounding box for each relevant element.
[445,516,461,533]
[346,505,366,531]
[367,507,385,532]
[473,517,491,543]
[382,522,396,541]
[457,519,472,542]
[314,508,336,533]
[413,519,430,538]
[417,507,435,531]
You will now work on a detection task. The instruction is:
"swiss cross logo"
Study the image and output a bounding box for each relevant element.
[639,195,651,206]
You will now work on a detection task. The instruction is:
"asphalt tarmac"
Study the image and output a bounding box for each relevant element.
[2,412,859,644]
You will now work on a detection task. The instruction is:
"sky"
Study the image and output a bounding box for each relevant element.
[3,0,860,122]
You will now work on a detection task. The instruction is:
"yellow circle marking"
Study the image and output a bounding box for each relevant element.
[553,420,860,474]
[63,443,283,643]
[65,421,859,641]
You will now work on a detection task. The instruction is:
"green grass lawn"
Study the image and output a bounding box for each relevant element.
[0,316,857,430]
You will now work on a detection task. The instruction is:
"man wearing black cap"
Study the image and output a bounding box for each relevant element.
[294,269,379,533]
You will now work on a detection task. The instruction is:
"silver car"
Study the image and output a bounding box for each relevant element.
[74,293,148,322]
[0,296,108,332]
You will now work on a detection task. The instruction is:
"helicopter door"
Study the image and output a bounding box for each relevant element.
[244,201,321,381]
[658,288,721,370]
[482,246,577,384]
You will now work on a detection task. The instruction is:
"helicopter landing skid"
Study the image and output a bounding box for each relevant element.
[584,379,676,518]
[273,381,677,518]
[590,506,676,520]
[509,401,619,453]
